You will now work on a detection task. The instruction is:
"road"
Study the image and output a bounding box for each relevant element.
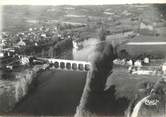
[13,70,87,116]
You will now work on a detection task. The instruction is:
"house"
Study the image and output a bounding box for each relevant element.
[72,40,83,49]
[162,63,166,74]
[0,51,4,58]
[20,56,29,65]
[134,60,142,68]
[127,59,133,66]
[140,22,154,31]
[16,39,26,47]
[0,39,6,47]
[144,57,150,64]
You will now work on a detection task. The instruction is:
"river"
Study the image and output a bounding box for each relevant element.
[13,70,87,115]
[12,38,99,116]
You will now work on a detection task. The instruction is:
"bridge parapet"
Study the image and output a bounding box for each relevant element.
[48,58,91,72]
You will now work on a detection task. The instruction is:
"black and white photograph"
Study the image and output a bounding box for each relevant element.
[0,0,166,116]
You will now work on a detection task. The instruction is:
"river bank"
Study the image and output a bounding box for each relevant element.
[0,64,49,113]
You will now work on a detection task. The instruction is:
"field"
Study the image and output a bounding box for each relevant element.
[2,4,166,31]
[107,66,160,100]
[117,35,166,58]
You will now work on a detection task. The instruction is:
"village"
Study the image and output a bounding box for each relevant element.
[113,57,166,76]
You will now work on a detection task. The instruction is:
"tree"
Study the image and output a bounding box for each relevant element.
[41,49,45,57]
[75,42,115,116]
[48,46,54,57]
[98,24,106,41]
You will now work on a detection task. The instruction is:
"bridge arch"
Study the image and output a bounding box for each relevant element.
[48,58,91,71]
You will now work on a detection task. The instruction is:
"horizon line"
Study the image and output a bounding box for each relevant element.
[0,0,166,5]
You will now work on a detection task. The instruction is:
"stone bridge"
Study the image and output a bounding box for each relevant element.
[47,58,91,72]
[18,55,91,72]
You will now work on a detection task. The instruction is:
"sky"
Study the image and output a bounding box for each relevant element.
[0,0,166,5]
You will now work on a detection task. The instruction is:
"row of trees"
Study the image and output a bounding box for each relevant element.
[75,24,117,116]
[42,39,73,58]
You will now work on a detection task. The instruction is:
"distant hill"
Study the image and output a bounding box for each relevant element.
[2,4,166,33]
